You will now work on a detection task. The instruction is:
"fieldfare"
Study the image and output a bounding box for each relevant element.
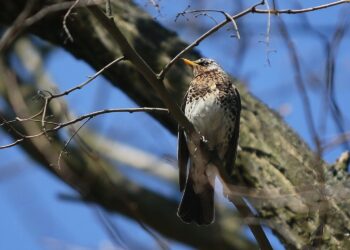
[177,58,241,225]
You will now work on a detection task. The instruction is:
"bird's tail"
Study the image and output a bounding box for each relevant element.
[177,177,214,225]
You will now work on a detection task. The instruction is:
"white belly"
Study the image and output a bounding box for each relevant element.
[185,93,232,152]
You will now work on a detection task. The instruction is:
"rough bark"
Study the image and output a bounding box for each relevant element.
[1,0,350,249]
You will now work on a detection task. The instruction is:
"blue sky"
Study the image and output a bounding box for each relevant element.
[1,0,350,249]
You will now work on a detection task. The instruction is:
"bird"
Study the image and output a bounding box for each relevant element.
[177,58,241,225]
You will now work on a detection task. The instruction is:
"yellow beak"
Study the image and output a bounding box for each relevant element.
[181,58,198,67]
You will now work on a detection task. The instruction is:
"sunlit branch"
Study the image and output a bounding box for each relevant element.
[253,0,350,15]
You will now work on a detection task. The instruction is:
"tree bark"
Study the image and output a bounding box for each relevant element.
[1,0,350,249]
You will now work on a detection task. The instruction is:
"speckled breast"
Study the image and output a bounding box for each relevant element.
[185,89,237,156]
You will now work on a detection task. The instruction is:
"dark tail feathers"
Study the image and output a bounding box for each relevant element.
[177,179,214,225]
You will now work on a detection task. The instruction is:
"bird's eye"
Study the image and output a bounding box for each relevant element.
[199,61,209,66]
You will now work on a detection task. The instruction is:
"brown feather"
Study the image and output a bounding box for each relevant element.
[224,87,241,174]
[177,127,189,192]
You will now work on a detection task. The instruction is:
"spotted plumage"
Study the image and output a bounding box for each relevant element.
[177,58,241,225]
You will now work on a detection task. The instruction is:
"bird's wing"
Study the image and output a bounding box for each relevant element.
[178,92,189,192]
[224,86,241,175]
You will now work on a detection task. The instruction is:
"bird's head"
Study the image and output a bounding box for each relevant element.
[182,58,223,77]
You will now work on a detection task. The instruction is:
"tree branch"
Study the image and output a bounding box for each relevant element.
[253,0,350,15]
[0,107,169,149]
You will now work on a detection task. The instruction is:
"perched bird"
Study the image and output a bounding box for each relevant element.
[177,58,241,225]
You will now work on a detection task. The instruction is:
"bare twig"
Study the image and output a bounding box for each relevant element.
[253,0,350,15]
[136,221,169,250]
[159,0,350,79]
[50,56,125,99]
[159,1,264,79]
[179,9,241,39]
[57,117,91,168]
[0,0,102,52]
[41,96,49,132]
[277,19,321,156]
[0,107,169,149]
[63,0,81,43]
[94,208,128,249]
[35,56,125,132]
[0,138,24,149]
[325,16,350,151]
[323,132,350,151]
[193,12,218,25]
[264,0,272,65]
[0,108,44,126]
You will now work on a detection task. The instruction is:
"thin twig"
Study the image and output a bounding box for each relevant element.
[41,96,49,132]
[0,0,101,52]
[94,208,129,249]
[159,0,350,79]
[323,132,350,151]
[0,108,44,126]
[136,220,169,250]
[253,0,350,14]
[0,107,169,149]
[158,1,265,79]
[50,56,125,99]
[57,117,91,169]
[181,9,241,39]
[325,16,350,151]
[277,19,321,156]
[223,12,241,39]
[264,0,272,65]
[193,12,218,25]
[63,0,81,43]
[0,138,24,149]
[35,56,125,132]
